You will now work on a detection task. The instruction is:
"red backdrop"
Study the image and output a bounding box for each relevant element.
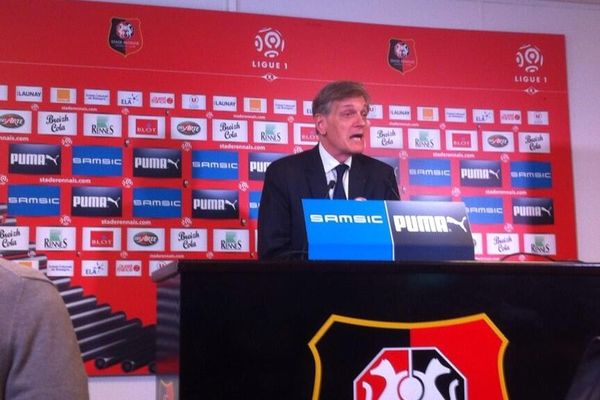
[0,0,575,375]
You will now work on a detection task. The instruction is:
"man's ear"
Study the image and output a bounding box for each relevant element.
[315,113,327,135]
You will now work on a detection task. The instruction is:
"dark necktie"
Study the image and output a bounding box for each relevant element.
[332,164,349,199]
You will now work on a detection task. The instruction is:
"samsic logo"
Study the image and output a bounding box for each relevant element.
[249,191,261,220]
[192,189,239,219]
[510,161,552,188]
[459,160,502,187]
[463,196,504,224]
[512,197,554,225]
[133,148,181,178]
[408,159,451,187]
[8,184,60,216]
[248,152,286,181]
[309,214,384,224]
[72,146,123,177]
[133,188,181,219]
[71,186,122,217]
[9,143,61,175]
[192,150,239,180]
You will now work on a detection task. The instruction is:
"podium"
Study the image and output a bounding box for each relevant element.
[153,260,600,399]
[303,200,475,261]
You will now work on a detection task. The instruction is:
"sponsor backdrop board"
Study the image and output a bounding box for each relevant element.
[0,0,575,375]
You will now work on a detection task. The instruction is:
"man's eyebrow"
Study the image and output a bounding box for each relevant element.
[338,103,362,110]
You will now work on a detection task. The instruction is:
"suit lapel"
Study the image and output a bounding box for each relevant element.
[349,154,367,199]
[304,146,328,198]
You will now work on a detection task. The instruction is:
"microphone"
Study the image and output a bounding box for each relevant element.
[326,180,336,199]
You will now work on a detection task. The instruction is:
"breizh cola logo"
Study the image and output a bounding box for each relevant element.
[38,112,76,135]
[212,119,247,142]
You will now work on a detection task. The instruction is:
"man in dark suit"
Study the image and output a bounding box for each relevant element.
[258,80,400,260]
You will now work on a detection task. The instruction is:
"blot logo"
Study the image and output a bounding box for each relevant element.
[136,119,158,135]
[355,348,466,400]
[90,230,114,248]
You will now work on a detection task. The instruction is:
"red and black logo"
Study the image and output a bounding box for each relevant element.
[355,347,465,400]
[388,39,417,74]
[109,17,143,57]
[309,313,508,399]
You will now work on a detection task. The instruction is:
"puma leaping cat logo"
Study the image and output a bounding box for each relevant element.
[446,216,468,233]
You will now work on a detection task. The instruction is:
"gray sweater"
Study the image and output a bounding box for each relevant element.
[0,258,89,400]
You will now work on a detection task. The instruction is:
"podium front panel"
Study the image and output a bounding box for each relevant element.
[154,261,600,399]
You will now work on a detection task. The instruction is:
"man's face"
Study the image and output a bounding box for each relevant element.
[316,96,369,162]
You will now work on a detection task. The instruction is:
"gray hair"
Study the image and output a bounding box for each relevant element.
[312,80,370,116]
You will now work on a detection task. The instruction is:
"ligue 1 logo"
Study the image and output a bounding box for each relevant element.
[515,44,543,73]
[254,27,285,58]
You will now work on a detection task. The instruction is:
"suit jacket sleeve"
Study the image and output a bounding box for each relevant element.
[1,262,89,400]
[258,161,293,260]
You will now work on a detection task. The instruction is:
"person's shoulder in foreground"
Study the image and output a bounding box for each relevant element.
[0,258,89,400]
